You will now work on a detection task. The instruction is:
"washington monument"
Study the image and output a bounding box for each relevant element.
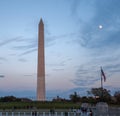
[37,19,45,101]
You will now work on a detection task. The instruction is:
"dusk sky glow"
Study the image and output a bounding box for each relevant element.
[0,0,120,100]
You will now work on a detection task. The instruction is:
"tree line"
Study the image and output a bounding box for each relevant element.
[0,88,120,105]
[0,96,32,102]
[53,88,120,105]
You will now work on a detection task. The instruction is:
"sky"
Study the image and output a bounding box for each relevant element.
[0,0,120,100]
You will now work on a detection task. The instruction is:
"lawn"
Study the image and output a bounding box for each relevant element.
[0,101,81,109]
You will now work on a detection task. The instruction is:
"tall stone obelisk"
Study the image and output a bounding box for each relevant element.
[37,19,45,101]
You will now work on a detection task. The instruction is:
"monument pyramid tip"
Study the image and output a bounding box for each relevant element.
[39,18,43,24]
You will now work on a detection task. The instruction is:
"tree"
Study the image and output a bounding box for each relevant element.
[88,88,111,102]
[81,96,88,103]
[69,92,80,103]
[0,96,18,102]
[114,91,120,104]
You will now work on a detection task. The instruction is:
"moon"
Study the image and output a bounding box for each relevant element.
[99,25,103,29]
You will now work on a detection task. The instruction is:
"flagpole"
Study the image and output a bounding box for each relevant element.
[100,67,103,102]
[101,74,103,89]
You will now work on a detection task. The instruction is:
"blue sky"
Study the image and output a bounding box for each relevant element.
[0,0,120,100]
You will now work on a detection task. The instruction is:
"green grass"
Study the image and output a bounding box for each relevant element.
[0,101,81,109]
[0,101,120,110]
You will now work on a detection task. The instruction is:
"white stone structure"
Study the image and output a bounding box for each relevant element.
[37,19,45,101]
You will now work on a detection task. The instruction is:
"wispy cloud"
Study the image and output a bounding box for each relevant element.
[52,68,64,71]
[73,78,99,87]
[73,60,120,87]
[23,73,36,77]
[24,74,34,77]
[13,38,37,50]
[47,60,66,67]
[18,58,27,62]
[45,32,77,47]
[9,32,76,56]
[19,48,37,56]
[73,64,99,86]
[0,57,7,61]
[105,64,120,75]
[0,37,22,47]
[0,75,5,78]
